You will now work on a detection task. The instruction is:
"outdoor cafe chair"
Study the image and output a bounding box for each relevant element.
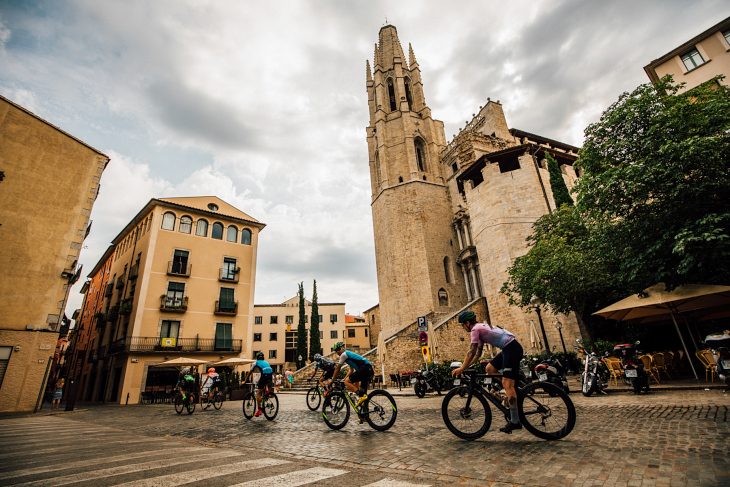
[696,349,717,382]
[651,352,671,381]
[639,354,661,384]
[603,357,623,386]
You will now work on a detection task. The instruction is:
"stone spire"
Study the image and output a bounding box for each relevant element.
[377,25,406,72]
[366,60,372,82]
[408,43,418,68]
[373,43,381,69]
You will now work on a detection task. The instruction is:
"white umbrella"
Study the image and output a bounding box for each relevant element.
[427,319,439,364]
[212,357,256,366]
[153,357,211,368]
[377,331,387,388]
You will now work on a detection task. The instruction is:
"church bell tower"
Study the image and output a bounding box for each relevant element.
[366,25,466,338]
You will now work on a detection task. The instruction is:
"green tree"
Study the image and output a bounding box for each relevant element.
[575,76,730,290]
[309,280,322,360]
[296,282,308,370]
[545,152,573,208]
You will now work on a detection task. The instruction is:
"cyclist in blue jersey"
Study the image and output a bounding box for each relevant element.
[244,352,274,417]
[329,342,374,408]
[452,310,525,434]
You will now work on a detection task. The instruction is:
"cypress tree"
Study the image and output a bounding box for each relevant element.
[309,280,321,360]
[545,152,574,208]
[296,282,308,370]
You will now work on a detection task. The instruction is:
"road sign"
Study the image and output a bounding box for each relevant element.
[421,345,432,363]
[419,331,428,344]
[417,316,427,332]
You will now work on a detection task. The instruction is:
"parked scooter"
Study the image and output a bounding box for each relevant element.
[614,341,649,394]
[705,331,730,392]
[534,347,570,393]
[575,339,609,396]
[412,368,442,398]
[520,355,537,383]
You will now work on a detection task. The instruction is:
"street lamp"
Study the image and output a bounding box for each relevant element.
[554,319,567,355]
[530,296,551,356]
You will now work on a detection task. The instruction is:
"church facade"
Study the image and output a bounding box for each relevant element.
[366,25,583,349]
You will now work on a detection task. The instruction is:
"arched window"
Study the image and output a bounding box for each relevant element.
[438,289,449,307]
[443,257,452,283]
[241,228,252,245]
[211,222,224,240]
[375,150,382,187]
[161,212,176,230]
[195,219,208,237]
[226,225,238,242]
[387,78,397,111]
[404,78,413,111]
[415,138,427,172]
[179,216,192,234]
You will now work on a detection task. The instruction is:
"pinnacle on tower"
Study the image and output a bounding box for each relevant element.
[373,43,381,69]
[408,43,418,68]
[366,60,372,82]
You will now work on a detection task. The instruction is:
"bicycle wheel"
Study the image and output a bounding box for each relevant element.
[174,395,184,415]
[322,390,350,430]
[213,392,223,410]
[518,382,575,440]
[263,392,279,421]
[185,396,195,415]
[306,387,322,411]
[242,392,257,419]
[364,390,397,431]
[441,388,491,440]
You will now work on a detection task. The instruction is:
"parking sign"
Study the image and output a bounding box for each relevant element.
[417,316,427,332]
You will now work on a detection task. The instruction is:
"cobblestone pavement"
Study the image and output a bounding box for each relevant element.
[19,388,730,487]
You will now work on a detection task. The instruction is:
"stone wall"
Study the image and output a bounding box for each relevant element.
[0,330,57,412]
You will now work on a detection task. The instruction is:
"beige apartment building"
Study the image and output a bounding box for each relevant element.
[79,196,264,404]
[644,16,730,93]
[345,315,371,351]
[253,298,346,372]
[0,94,109,412]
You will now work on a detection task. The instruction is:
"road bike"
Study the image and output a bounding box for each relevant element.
[174,390,196,415]
[306,381,334,411]
[322,381,397,431]
[242,385,278,421]
[442,367,575,441]
[201,387,223,410]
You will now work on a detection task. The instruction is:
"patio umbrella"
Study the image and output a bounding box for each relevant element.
[594,283,730,380]
[212,357,256,366]
[153,357,211,368]
[427,319,439,364]
[377,331,387,388]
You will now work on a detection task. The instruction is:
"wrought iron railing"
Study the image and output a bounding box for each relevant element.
[129,263,139,280]
[214,300,238,315]
[219,268,239,282]
[115,273,126,289]
[108,336,242,353]
[160,295,188,312]
[104,283,113,297]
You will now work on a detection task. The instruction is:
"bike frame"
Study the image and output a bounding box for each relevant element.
[456,370,537,419]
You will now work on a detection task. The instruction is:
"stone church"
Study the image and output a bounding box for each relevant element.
[365,24,583,352]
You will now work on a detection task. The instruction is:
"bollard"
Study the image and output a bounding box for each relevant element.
[126,392,129,405]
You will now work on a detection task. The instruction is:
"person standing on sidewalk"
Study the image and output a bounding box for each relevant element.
[52,378,65,409]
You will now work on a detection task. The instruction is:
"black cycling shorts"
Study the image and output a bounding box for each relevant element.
[488,340,523,381]
[257,373,272,390]
[348,364,374,391]
[320,369,334,381]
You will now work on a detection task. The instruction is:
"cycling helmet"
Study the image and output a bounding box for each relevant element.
[181,367,190,374]
[458,310,476,324]
[333,341,345,352]
[255,351,265,360]
[314,353,322,361]
[207,367,215,373]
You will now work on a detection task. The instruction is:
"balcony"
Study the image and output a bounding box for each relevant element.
[119,298,133,316]
[93,312,106,327]
[129,263,139,280]
[108,336,242,354]
[219,268,239,283]
[104,283,113,297]
[160,296,188,313]
[167,261,191,277]
[214,300,238,316]
[115,274,126,289]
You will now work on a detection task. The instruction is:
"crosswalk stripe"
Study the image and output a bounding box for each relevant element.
[228,467,347,487]
[12,449,239,487]
[0,429,105,440]
[0,446,205,481]
[0,432,110,447]
[362,480,431,487]
[0,437,166,460]
[112,458,290,487]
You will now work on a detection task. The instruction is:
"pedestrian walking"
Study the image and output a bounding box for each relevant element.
[52,378,65,409]
[285,369,293,389]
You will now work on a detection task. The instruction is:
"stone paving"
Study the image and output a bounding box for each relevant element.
[18,387,730,487]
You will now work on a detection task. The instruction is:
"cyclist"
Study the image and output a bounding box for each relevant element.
[309,353,337,390]
[329,342,373,408]
[201,367,221,402]
[243,352,273,417]
[451,310,525,434]
[176,367,196,402]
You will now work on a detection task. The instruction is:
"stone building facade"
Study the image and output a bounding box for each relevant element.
[365,25,583,364]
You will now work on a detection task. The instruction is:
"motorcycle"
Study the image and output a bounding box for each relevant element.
[412,368,442,398]
[614,341,649,394]
[520,355,537,383]
[575,339,609,396]
[705,331,730,392]
[534,348,570,393]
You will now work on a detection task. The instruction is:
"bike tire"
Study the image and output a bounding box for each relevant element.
[414,382,425,398]
[263,392,279,421]
[186,397,195,415]
[364,390,397,431]
[213,392,223,410]
[441,387,492,440]
[518,382,575,440]
[581,374,596,397]
[174,395,184,415]
[306,387,322,411]
[322,390,350,430]
[242,392,256,419]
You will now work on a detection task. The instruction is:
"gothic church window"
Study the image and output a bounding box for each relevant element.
[415,138,427,172]
[387,78,397,111]
[438,289,449,307]
[443,257,452,283]
[404,78,413,110]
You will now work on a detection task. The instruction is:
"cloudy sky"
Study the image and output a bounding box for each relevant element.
[1,0,728,319]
